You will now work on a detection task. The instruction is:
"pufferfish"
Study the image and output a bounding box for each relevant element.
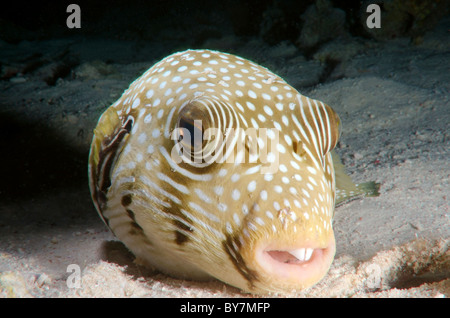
[88,49,379,294]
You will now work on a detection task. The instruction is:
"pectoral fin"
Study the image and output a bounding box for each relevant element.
[332,151,380,207]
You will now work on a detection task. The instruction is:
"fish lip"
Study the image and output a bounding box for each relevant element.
[253,235,336,290]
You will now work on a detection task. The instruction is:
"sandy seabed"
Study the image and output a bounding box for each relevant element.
[0,14,449,298]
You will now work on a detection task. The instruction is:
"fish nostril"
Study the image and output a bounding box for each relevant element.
[292,140,305,156]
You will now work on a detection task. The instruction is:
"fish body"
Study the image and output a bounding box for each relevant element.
[88,49,378,294]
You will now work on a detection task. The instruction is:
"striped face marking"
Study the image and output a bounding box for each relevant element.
[88,49,343,294]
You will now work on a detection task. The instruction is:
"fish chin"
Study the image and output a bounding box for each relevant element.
[252,234,336,293]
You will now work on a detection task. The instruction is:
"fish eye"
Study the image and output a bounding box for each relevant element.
[176,102,211,152]
[178,115,205,150]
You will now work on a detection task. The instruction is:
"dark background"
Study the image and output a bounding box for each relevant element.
[2,1,448,46]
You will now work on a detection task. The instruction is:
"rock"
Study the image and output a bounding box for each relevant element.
[352,152,364,160]
[74,60,119,80]
[36,61,75,86]
[9,76,27,83]
[50,237,59,244]
[259,0,309,45]
[35,273,51,288]
[297,0,348,49]
[0,271,32,298]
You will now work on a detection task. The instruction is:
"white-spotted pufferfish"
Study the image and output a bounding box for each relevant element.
[89,49,379,294]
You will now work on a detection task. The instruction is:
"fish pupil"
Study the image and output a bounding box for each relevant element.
[177,102,212,155]
[178,116,205,151]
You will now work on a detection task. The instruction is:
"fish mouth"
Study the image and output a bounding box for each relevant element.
[254,235,335,291]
